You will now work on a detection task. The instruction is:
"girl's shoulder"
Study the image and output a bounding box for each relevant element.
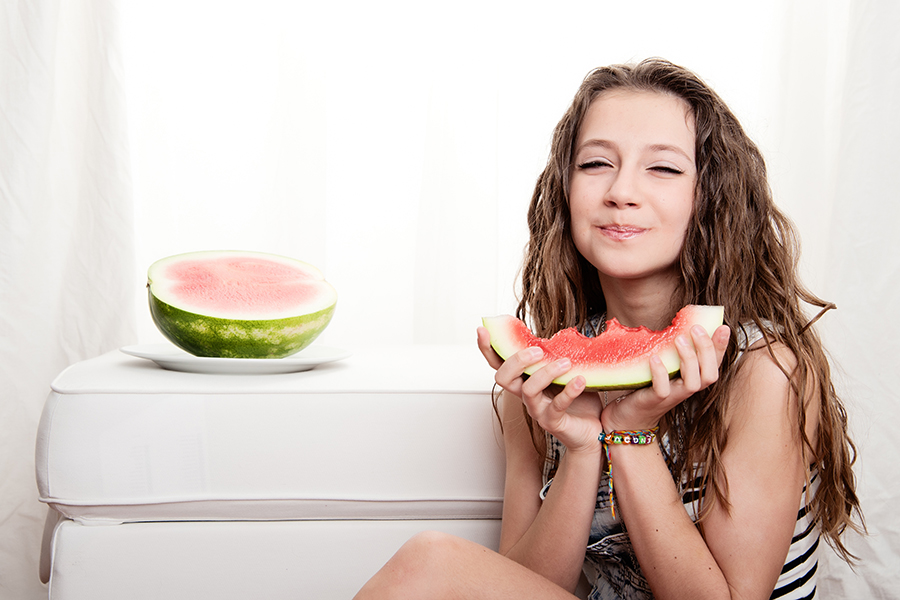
[726,321,809,437]
[733,320,798,371]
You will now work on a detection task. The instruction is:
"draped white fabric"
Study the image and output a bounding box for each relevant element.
[2,1,897,598]
[1,2,135,599]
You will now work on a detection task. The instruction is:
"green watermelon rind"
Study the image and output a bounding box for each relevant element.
[149,291,336,359]
[482,305,724,391]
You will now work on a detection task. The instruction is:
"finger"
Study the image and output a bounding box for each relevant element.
[535,376,585,433]
[691,324,723,386]
[520,356,571,402]
[549,375,586,415]
[649,354,672,399]
[494,346,544,392]
[675,333,701,392]
[712,325,731,362]
[476,326,504,370]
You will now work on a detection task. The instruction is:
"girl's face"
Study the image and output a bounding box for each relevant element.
[569,89,696,290]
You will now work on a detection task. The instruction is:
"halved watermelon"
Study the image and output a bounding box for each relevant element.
[148,250,337,358]
[482,305,724,390]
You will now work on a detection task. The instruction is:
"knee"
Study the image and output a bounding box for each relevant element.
[354,531,465,599]
[405,529,462,552]
[391,530,464,575]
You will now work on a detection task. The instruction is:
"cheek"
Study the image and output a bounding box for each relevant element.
[669,190,695,233]
[568,201,591,238]
[567,207,591,257]
[673,205,693,235]
[658,195,694,252]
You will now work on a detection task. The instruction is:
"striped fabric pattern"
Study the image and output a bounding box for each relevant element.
[770,472,821,599]
[679,469,821,600]
[559,317,822,598]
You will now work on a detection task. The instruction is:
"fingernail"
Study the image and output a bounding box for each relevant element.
[557,358,571,370]
[677,335,690,347]
[527,347,543,361]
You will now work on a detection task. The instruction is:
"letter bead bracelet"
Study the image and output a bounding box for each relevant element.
[598,427,659,517]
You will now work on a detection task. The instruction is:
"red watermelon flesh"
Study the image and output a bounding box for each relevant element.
[148,250,337,358]
[158,254,333,319]
[482,305,724,390]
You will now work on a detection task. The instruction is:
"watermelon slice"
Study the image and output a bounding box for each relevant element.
[482,305,724,390]
[148,250,337,359]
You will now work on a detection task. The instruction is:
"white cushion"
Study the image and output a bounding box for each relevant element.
[47,517,501,599]
[36,345,505,524]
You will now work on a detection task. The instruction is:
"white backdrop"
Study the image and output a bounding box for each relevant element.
[2,1,897,598]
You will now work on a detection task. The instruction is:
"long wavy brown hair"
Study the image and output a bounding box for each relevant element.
[516,58,863,562]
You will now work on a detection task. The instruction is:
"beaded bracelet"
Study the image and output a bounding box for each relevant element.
[598,427,659,517]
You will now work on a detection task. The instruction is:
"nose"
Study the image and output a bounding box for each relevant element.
[604,166,640,208]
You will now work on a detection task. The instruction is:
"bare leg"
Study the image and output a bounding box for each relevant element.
[353,531,581,600]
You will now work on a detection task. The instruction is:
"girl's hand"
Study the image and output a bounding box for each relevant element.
[477,326,603,453]
[601,324,731,432]
[476,325,505,371]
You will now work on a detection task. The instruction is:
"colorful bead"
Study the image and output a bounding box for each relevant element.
[597,427,659,518]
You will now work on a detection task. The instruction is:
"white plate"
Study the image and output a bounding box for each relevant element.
[121,344,351,375]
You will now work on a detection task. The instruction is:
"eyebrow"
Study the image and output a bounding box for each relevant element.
[577,139,694,162]
[648,143,693,161]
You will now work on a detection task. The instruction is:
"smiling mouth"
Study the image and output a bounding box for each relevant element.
[599,225,646,241]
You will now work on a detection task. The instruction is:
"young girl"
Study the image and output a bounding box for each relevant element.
[353,58,862,600]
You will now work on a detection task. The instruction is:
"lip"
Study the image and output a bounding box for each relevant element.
[598,224,646,241]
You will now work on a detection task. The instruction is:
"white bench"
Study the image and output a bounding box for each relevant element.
[36,345,504,599]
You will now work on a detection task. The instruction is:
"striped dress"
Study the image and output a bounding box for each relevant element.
[540,322,821,600]
[541,438,821,600]
[770,472,821,599]
[677,466,821,600]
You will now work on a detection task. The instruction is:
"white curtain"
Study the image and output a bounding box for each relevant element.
[809,1,900,594]
[1,2,135,599]
[2,1,896,598]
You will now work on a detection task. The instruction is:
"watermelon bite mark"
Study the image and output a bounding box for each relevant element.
[482,305,724,390]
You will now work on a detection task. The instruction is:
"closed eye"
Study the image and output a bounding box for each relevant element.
[577,160,613,170]
[649,165,684,175]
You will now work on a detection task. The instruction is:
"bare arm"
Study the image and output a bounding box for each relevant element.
[497,390,603,592]
[478,327,604,593]
[603,332,813,599]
